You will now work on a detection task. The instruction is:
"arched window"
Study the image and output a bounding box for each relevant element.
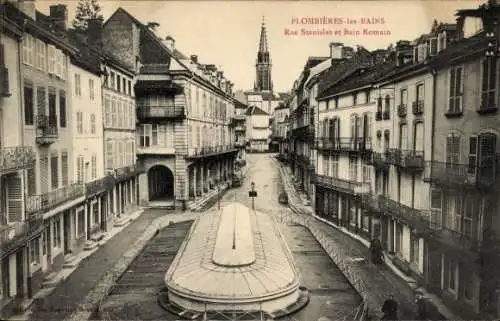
[445,133,461,165]
[377,97,383,113]
[384,95,391,113]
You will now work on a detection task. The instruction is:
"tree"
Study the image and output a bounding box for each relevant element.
[72,0,103,32]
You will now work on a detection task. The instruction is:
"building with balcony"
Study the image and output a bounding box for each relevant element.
[0,5,43,317]
[421,6,500,318]
[271,102,289,157]
[7,1,88,306]
[232,98,247,162]
[245,105,270,152]
[103,8,237,210]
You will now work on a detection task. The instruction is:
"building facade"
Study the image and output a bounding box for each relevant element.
[102,8,237,210]
[245,106,270,152]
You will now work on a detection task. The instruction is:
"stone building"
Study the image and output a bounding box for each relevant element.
[102,8,237,210]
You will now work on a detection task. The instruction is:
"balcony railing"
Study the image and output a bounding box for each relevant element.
[378,195,432,232]
[315,174,371,195]
[234,141,246,147]
[136,105,185,120]
[189,145,238,158]
[25,183,86,214]
[428,210,480,251]
[423,161,496,189]
[0,147,36,174]
[316,137,372,152]
[0,213,44,254]
[382,111,390,120]
[296,154,314,171]
[388,149,424,171]
[370,151,390,171]
[85,175,115,198]
[35,115,58,145]
[412,100,424,115]
[397,104,407,117]
[375,111,382,121]
[235,125,245,132]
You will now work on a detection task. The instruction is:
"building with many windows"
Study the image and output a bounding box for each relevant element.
[245,106,270,152]
[102,8,238,210]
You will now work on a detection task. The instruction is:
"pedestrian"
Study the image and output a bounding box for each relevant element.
[381,294,399,321]
[369,238,384,264]
[414,290,439,320]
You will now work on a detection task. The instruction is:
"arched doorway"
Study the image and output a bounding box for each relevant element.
[148,165,174,201]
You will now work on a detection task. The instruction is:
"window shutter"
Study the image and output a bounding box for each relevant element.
[468,136,478,174]
[449,68,455,112]
[6,174,23,222]
[478,134,497,181]
[350,116,356,138]
[445,135,454,165]
[430,38,438,56]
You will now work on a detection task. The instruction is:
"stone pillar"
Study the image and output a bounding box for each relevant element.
[138,172,148,206]
[193,167,197,199]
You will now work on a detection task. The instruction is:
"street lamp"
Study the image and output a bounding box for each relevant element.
[249,181,257,210]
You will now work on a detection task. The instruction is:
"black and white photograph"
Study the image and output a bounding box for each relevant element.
[0,0,499,320]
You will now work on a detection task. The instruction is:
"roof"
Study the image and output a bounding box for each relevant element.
[165,203,299,301]
[67,29,102,75]
[234,98,247,109]
[428,32,487,68]
[245,105,269,116]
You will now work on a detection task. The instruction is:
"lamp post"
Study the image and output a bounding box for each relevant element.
[249,181,257,210]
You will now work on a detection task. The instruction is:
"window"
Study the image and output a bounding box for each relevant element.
[463,195,476,238]
[77,209,85,237]
[106,140,114,170]
[48,88,57,126]
[111,98,117,127]
[400,124,408,150]
[110,72,115,88]
[124,103,130,129]
[104,95,111,127]
[27,162,36,195]
[414,122,424,152]
[48,45,56,74]
[446,256,457,291]
[24,82,34,125]
[152,124,158,146]
[429,37,438,56]
[56,50,64,78]
[59,90,66,128]
[53,217,61,248]
[122,78,126,94]
[22,34,35,66]
[377,97,382,113]
[118,141,124,166]
[128,80,131,96]
[29,238,40,264]
[384,95,390,114]
[362,164,371,182]
[396,223,403,254]
[349,156,358,181]
[35,39,45,70]
[89,79,94,100]
[139,124,152,147]
[481,57,497,108]
[117,75,121,92]
[76,112,83,134]
[446,134,461,164]
[61,151,68,186]
[468,136,478,174]
[400,89,407,106]
[92,202,99,226]
[74,74,81,96]
[449,66,463,113]
[50,153,58,189]
[76,155,84,183]
[90,114,96,134]
[118,100,124,128]
[410,235,419,264]
[91,154,97,179]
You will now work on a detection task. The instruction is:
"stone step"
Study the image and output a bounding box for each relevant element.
[90,232,105,242]
[114,216,131,227]
[41,273,60,288]
[62,254,81,268]
[83,240,99,251]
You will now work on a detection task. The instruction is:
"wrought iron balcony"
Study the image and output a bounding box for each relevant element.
[397,104,407,117]
[388,149,424,171]
[423,161,496,189]
[316,137,372,153]
[0,213,44,255]
[0,146,36,174]
[428,210,480,252]
[234,141,246,147]
[35,115,58,145]
[378,195,432,232]
[315,174,370,196]
[296,154,315,171]
[111,164,141,183]
[235,125,246,132]
[25,183,86,214]
[188,145,238,158]
[370,151,390,172]
[136,104,185,120]
[382,111,390,120]
[375,111,382,121]
[85,175,115,198]
[412,100,424,115]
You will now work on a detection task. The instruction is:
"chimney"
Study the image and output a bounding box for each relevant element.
[190,55,198,64]
[329,42,343,59]
[342,46,354,59]
[49,4,68,30]
[17,0,36,20]
[164,36,175,51]
[87,18,103,49]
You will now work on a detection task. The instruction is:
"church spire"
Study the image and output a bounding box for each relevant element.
[258,16,268,53]
[255,16,272,92]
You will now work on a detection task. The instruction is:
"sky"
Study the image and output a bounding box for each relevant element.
[36,0,485,93]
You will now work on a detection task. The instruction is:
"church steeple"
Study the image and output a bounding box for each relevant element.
[255,16,272,92]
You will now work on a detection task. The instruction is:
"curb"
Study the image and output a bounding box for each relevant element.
[64,213,200,321]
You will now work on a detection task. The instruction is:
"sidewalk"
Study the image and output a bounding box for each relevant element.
[276,160,462,321]
[17,208,179,321]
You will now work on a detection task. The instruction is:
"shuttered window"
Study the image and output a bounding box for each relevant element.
[48,45,56,74]
[481,57,497,109]
[350,115,356,138]
[50,153,58,190]
[445,134,461,164]
[468,136,478,174]
[111,98,117,128]
[478,133,497,180]
[90,114,96,134]
[76,112,83,134]
[40,155,49,193]
[37,86,46,116]
[449,66,463,113]
[400,124,408,150]
[91,154,97,180]
[48,88,57,126]
[76,155,84,183]
[384,95,390,113]
[61,151,68,186]
[414,122,424,152]
[27,160,36,196]
[106,140,114,170]
[24,83,34,125]
[59,90,66,128]
[6,174,23,222]
[104,95,111,127]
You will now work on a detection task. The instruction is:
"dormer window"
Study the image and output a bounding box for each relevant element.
[437,32,447,52]
[429,37,438,56]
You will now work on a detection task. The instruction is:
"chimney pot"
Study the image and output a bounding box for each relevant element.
[164,36,175,51]
[49,4,68,30]
[190,55,198,63]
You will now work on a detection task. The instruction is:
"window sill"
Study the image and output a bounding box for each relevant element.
[444,111,463,118]
[476,106,498,115]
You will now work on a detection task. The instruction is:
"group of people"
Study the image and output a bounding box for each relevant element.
[369,238,440,320]
[380,291,439,321]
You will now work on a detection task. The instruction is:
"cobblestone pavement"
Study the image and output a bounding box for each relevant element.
[27,209,182,321]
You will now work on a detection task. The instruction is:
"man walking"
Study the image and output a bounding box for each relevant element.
[381,294,399,320]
